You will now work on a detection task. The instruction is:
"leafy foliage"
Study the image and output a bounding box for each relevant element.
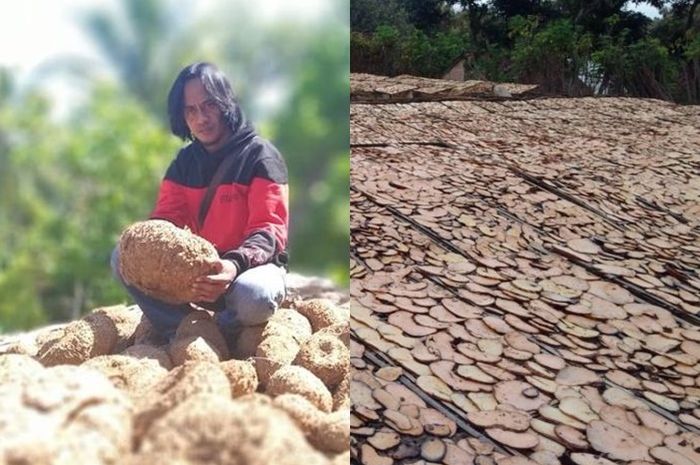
[350,0,700,103]
[0,86,179,330]
[593,35,678,98]
[352,25,467,77]
[351,0,411,33]
[270,23,350,284]
[509,17,594,95]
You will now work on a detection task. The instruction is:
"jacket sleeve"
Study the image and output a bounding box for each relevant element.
[222,155,289,274]
[149,157,191,228]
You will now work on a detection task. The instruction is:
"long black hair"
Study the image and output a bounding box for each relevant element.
[167,62,245,140]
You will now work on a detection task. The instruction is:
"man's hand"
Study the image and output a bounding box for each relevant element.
[191,259,238,302]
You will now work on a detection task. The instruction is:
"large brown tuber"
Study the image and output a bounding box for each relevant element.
[135,393,327,465]
[266,365,333,412]
[133,361,231,441]
[118,220,219,304]
[0,365,132,465]
[293,332,349,390]
[273,393,350,454]
[293,299,348,332]
[83,355,168,400]
[37,311,119,366]
[220,359,259,397]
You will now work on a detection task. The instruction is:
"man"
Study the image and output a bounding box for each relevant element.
[111,62,289,343]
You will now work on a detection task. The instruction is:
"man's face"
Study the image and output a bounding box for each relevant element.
[183,78,232,152]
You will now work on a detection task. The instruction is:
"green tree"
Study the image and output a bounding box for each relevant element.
[271,25,350,285]
[401,0,453,32]
[0,83,180,330]
[509,17,594,94]
[491,0,557,19]
[351,0,411,33]
[80,0,195,120]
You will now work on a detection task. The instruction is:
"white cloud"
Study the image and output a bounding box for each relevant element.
[0,0,110,72]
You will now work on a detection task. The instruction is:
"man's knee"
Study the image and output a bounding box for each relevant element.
[230,292,277,326]
[225,265,285,326]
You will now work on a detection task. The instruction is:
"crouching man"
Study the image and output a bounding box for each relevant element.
[111,62,288,343]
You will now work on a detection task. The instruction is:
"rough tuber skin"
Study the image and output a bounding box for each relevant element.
[136,393,327,465]
[294,332,349,390]
[273,393,350,454]
[293,299,348,332]
[266,365,333,413]
[118,220,219,304]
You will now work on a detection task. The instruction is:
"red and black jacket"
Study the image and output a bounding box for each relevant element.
[150,135,289,274]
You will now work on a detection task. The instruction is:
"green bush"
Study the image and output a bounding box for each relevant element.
[351,24,466,77]
[0,86,179,329]
[509,17,593,94]
[593,36,678,99]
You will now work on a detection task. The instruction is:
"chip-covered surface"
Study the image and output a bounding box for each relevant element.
[350,74,700,465]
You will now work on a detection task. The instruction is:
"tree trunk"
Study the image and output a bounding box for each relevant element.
[465,1,481,48]
[686,0,699,34]
[71,280,84,320]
